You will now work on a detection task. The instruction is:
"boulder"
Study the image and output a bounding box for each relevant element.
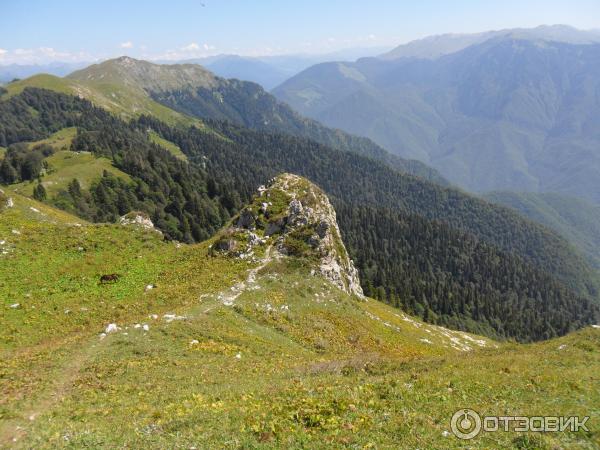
[215,238,238,252]
[288,198,309,226]
[119,211,161,234]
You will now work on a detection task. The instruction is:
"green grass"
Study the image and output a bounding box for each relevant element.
[148,130,187,161]
[78,80,200,127]
[5,128,131,199]
[2,74,200,128]
[0,147,5,161]
[1,186,599,449]
[2,74,76,99]
[30,127,77,151]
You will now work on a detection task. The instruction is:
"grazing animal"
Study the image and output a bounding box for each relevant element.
[99,274,120,284]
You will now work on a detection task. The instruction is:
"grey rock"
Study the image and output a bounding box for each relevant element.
[237,208,256,230]
[215,238,238,252]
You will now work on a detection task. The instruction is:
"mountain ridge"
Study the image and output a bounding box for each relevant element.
[273,32,600,203]
[3,86,599,342]
[378,24,600,60]
[4,57,448,185]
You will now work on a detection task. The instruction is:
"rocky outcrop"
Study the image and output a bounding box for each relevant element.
[119,211,162,235]
[212,173,364,298]
[262,174,364,298]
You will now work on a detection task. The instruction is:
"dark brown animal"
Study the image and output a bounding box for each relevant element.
[99,274,120,284]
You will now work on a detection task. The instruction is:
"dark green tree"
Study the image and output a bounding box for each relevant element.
[33,183,47,202]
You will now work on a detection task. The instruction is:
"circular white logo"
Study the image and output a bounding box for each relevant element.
[451,409,482,439]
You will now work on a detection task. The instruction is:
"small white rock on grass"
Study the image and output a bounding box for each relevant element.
[105,323,119,333]
[163,314,186,322]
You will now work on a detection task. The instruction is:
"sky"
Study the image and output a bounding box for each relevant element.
[1,0,600,65]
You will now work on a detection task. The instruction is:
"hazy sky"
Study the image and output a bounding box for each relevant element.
[2,0,600,64]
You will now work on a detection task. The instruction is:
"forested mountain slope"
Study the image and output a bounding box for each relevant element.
[485,191,600,269]
[273,35,600,203]
[1,87,599,341]
[66,57,447,184]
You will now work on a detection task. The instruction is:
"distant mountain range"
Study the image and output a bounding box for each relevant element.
[64,57,444,184]
[174,47,392,89]
[379,24,600,60]
[0,47,391,89]
[0,61,89,83]
[273,25,600,205]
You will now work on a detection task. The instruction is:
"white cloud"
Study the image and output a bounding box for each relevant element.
[14,48,34,56]
[120,41,134,49]
[0,47,93,64]
[182,42,200,51]
[154,42,218,61]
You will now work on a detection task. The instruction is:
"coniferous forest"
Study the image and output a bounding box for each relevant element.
[1,87,598,341]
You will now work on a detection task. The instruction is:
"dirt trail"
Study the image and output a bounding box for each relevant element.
[0,337,103,448]
[0,246,274,448]
[217,245,273,307]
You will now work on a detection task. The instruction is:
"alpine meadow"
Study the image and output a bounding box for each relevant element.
[1,2,600,449]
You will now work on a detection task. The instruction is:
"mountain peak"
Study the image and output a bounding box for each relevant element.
[379,24,600,60]
[67,56,217,94]
[214,173,364,298]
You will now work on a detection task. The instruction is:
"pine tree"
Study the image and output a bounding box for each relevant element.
[0,159,19,183]
[68,179,82,198]
[33,183,47,202]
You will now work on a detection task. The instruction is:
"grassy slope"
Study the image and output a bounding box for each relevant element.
[30,126,77,150]
[1,193,598,449]
[148,130,187,161]
[485,191,600,269]
[6,128,131,199]
[2,74,199,127]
